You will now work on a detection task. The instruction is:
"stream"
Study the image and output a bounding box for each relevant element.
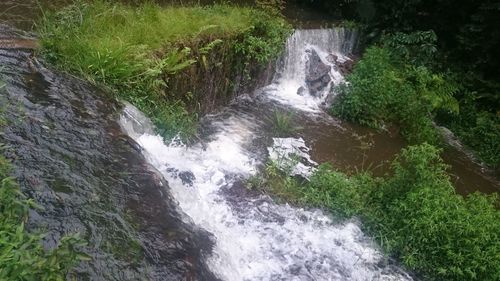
[119,28,414,281]
[1,1,499,281]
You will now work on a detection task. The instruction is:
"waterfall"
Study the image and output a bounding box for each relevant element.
[120,28,412,281]
[267,28,358,112]
[280,28,358,82]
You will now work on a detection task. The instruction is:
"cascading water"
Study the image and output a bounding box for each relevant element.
[266,28,357,112]
[120,28,413,281]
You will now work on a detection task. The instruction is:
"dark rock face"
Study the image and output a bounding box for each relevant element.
[297,86,306,96]
[0,28,218,281]
[305,48,331,97]
[334,58,355,76]
[179,171,196,186]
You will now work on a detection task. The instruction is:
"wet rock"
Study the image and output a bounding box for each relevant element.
[334,57,355,76]
[305,48,331,96]
[297,86,306,96]
[326,54,338,64]
[0,29,218,281]
[179,171,196,186]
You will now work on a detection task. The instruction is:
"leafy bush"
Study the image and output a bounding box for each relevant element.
[453,111,499,167]
[264,143,499,280]
[331,46,458,144]
[367,144,500,281]
[234,9,291,64]
[256,0,286,16]
[382,30,438,67]
[438,91,500,167]
[0,155,85,280]
[303,165,369,218]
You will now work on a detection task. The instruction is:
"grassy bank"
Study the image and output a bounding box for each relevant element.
[253,143,499,281]
[38,0,290,139]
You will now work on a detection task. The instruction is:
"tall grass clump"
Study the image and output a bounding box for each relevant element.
[269,111,301,137]
[366,144,499,281]
[38,0,290,139]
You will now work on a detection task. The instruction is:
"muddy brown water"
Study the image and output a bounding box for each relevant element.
[299,116,499,195]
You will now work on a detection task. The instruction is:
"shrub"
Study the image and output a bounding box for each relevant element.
[367,144,500,281]
[452,111,499,167]
[437,90,500,167]
[256,0,286,16]
[234,9,291,64]
[304,165,370,218]
[381,30,438,67]
[331,46,458,144]
[265,143,500,280]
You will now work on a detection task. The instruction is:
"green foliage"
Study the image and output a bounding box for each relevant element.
[382,31,438,67]
[367,144,500,281]
[438,91,500,167]
[234,10,291,64]
[454,111,499,167]
[303,165,369,218]
[266,143,499,281]
[38,0,289,140]
[246,160,303,202]
[256,0,286,16]
[269,111,301,137]
[0,155,86,280]
[332,46,458,144]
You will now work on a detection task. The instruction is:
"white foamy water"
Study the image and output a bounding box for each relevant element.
[265,28,356,112]
[268,137,318,177]
[119,28,412,281]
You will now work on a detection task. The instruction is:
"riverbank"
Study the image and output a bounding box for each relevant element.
[253,142,499,281]
[38,0,291,140]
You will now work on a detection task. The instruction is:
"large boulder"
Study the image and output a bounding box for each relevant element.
[305,48,331,97]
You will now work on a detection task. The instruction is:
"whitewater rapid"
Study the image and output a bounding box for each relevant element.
[120,28,413,281]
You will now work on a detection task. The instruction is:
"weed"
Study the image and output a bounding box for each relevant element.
[270,111,300,137]
[331,46,458,144]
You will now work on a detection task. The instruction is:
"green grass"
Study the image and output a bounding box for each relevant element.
[269,111,301,137]
[255,143,500,281]
[332,30,498,168]
[38,0,290,140]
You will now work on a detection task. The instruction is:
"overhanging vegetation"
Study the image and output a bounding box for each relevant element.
[38,0,291,139]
